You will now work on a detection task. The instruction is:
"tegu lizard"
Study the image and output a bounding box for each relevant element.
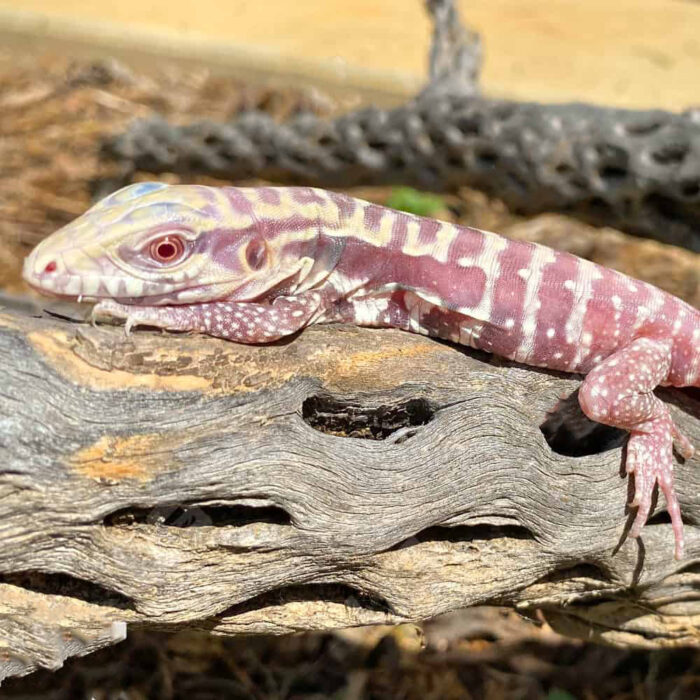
[23,183,698,558]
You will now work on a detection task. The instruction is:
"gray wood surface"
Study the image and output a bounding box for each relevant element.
[1,305,699,681]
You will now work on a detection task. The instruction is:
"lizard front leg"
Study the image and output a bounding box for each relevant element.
[578,337,694,559]
[93,293,322,343]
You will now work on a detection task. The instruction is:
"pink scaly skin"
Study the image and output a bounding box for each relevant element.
[23,183,698,559]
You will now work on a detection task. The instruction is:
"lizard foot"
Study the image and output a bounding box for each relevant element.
[626,408,689,559]
[92,300,170,335]
[578,338,690,560]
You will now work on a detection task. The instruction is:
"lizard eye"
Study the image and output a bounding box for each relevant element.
[149,235,186,265]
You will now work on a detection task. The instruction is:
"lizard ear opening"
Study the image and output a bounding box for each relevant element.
[245,237,268,271]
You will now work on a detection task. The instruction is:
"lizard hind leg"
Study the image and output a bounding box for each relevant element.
[578,337,692,559]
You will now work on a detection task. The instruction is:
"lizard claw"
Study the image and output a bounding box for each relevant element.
[627,410,686,560]
[672,423,695,460]
[93,299,141,336]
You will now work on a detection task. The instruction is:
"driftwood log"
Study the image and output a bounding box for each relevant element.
[101,0,700,250]
[1,303,699,681]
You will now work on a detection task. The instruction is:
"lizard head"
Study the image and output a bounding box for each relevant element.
[23,183,320,306]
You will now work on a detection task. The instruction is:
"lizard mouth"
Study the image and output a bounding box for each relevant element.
[22,264,199,307]
[24,277,166,306]
[22,247,188,304]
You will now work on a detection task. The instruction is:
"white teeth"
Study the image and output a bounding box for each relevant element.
[64,277,82,296]
[124,279,145,297]
[104,278,122,297]
[82,278,100,295]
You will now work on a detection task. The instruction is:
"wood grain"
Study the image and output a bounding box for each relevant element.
[1,305,699,681]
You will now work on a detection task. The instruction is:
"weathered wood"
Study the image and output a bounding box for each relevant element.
[1,304,699,681]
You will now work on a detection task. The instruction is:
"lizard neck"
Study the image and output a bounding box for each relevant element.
[326,195,486,306]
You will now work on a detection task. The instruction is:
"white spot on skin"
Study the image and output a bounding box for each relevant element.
[505,318,515,329]
[564,280,575,291]
[546,328,555,339]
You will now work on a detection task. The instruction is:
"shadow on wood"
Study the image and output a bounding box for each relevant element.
[1,304,699,681]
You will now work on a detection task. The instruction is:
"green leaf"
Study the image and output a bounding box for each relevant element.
[385,187,445,218]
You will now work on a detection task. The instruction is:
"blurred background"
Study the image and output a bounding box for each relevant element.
[1,1,699,698]
[2,0,699,107]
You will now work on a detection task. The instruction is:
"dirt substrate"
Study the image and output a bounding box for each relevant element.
[3,612,700,699]
[1,53,699,699]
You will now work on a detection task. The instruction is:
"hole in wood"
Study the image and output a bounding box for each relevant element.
[0,571,134,610]
[599,164,628,184]
[391,523,536,550]
[624,118,664,136]
[651,141,689,166]
[219,583,393,617]
[301,395,434,441]
[540,392,626,457]
[455,114,481,136]
[105,502,291,528]
[646,510,672,527]
[475,147,499,169]
[537,562,610,585]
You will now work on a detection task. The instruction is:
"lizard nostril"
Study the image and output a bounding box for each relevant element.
[43,260,57,274]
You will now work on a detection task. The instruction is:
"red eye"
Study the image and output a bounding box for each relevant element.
[149,235,186,264]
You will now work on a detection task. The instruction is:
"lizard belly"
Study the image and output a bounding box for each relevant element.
[322,291,499,351]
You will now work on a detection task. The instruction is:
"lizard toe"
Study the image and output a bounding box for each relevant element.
[626,413,684,557]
